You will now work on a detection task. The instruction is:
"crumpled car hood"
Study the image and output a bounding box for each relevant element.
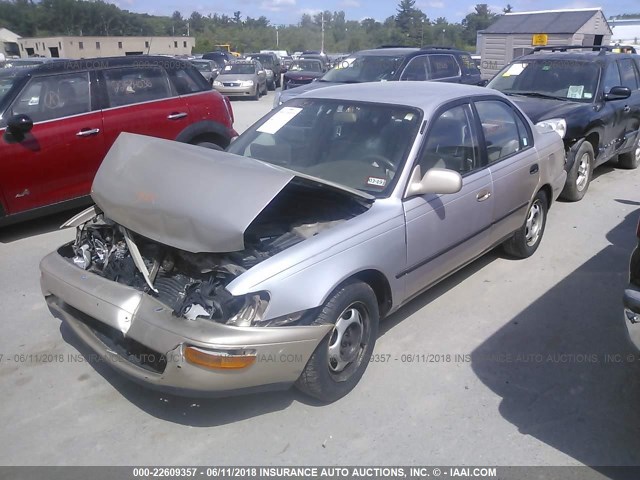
[91,133,371,254]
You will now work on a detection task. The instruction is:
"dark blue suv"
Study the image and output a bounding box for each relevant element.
[274,46,483,107]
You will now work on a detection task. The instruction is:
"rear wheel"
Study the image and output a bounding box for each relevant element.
[619,135,640,169]
[267,80,275,91]
[561,140,593,202]
[503,190,548,259]
[295,280,379,403]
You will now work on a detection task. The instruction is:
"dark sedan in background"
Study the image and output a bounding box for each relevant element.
[282,59,326,90]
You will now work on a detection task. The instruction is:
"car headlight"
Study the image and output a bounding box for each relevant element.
[213,80,223,87]
[536,118,567,139]
[226,292,270,327]
[239,80,254,86]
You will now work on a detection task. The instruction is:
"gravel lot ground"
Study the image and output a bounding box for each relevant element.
[1,89,640,467]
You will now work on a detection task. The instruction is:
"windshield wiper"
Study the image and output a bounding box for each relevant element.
[510,91,568,101]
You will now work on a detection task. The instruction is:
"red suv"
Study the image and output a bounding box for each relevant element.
[0,56,237,225]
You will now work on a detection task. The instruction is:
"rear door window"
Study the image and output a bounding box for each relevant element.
[102,67,172,107]
[428,54,460,80]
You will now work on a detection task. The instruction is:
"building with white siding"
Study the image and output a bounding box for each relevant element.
[477,8,612,79]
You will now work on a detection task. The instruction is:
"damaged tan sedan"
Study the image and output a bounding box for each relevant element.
[40,82,567,402]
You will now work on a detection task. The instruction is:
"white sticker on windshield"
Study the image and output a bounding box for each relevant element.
[502,63,526,77]
[367,176,387,188]
[567,85,584,99]
[257,107,303,134]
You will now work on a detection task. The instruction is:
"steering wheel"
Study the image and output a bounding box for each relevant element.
[358,154,395,171]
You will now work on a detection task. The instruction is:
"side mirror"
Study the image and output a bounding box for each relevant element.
[7,114,34,135]
[605,86,631,101]
[477,79,489,87]
[405,166,462,198]
[258,70,265,75]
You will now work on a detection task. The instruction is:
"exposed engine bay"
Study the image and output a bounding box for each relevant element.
[60,181,369,325]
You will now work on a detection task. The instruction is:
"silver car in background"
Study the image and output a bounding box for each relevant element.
[190,59,219,84]
[212,61,267,100]
[40,82,566,402]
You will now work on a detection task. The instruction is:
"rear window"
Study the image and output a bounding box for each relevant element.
[102,67,172,107]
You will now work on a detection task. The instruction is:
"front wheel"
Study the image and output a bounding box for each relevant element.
[194,141,224,150]
[503,190,548,259]
[295,281,379,403]
[618,135,640,169]
[561,140,594,201]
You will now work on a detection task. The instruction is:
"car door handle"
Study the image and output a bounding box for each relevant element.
[167,112,188,120]
[76,128,100,137]
[476,190,492,202]
[530,164,539,174]
[623,105,631,113]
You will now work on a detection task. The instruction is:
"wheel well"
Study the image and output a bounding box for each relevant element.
[585,132,599,159]
[352,269,393,318]
[538,184,552,208]
[188,132,228,149]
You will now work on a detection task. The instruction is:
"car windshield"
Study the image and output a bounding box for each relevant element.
[222,64,255,75]
[0,70,21,103]
[488,59,600,103]
[227,98,421,197]
[247,55,273,67]
[320,55,404,83]
[290,61,322,72]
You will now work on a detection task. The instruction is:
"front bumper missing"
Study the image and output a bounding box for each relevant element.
[40,252,331,396]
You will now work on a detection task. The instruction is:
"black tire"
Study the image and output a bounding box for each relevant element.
[194,141,224,151]
[252,86,259,101]
[503,190,548,259]
[560,140,594,202]
[618,135,640,169]
[295,280,379,403]
[261,82,268,96]
[267,80,275,91]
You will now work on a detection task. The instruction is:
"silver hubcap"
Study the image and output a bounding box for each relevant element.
[328,305,365,373]
[525,200,544,247]
[576,152,590,191]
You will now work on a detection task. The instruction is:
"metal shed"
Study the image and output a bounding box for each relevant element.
[477,8,612,79]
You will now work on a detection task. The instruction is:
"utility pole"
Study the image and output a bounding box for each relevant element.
[421,18,425,47]
[187,22,190,36]
[321,11,325,53]
[276,25,279,48]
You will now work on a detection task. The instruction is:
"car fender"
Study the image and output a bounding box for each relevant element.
[226,202,407,320]
[175,120,234,147]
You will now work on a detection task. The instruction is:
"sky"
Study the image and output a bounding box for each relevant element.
[108,0,640,25]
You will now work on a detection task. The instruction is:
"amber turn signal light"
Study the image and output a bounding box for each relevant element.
[184,346,256,370]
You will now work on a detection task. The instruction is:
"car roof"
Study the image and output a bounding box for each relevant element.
[6,55,191,75]
[296,81,498,110]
